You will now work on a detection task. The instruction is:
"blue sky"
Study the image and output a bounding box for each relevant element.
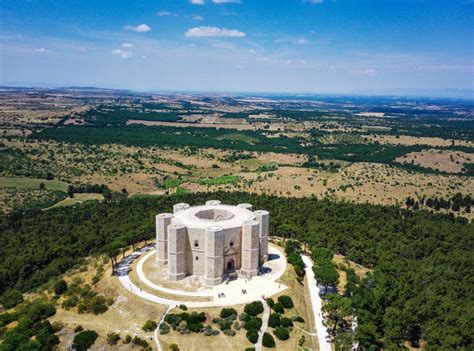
[1,0,473,94]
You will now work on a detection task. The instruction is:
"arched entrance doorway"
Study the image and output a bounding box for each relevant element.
[226,259,235,272]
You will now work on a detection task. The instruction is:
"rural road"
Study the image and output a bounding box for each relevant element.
[301,254,332,351]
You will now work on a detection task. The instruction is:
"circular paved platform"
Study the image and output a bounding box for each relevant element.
[117,243,288,307]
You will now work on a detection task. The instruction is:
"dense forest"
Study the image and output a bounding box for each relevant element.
[0,192,472,349]
[31,124,425,164]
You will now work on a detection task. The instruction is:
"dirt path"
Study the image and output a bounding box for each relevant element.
[301,254,332,351]
[255,299,270,351]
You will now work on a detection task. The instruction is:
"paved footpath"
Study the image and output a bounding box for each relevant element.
[301,254,332,351]
[255,299,270,351]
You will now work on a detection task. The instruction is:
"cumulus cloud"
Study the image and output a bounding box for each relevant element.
[124,24,151,32]
[364,68,377,76]
[158,11,172,16]
[192,15,204,21]
[185,26,245,37]
[121,43,134,48]
[189,0,205,4]
[112,49,132,59]
[212,0,241,3]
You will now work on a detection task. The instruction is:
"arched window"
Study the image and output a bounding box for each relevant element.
[229,240,234,247]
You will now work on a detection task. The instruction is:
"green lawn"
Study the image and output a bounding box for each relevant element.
[47,193,104,209]
[199,175,239,186]
[216,133,259,144]
[163,178,182,189]
[0,177,69,192]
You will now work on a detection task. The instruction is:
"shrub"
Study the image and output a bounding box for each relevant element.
[62,296,79,309]
[268,313,281,328]
[292,316,305,323]
[107,332,120,345]
[170,344,180,351]
[51,321,64,332]
[142,320,158,332]
[274,327,290,341]
[299,335,305,346]
[123,334,132,344]
[223,328,236,336]
[133,336,149,348]
[245,348,256,351]
[244,317,262,331]
[265,297,275,308]
[281,316,294,328]
[246,329,258,343]
[278,295,294,309]
[272,302,284,314]
[233,321,241,330]
[74,325,84,333]
[218,319,232,331]
[53,280,68,295]
[72,330,98,351]
[220,307,237,319]
[179,304,188,311]
[262,332,276,348]
[239,312,250,321]
[244,301,264,316]
[0,289,23,309]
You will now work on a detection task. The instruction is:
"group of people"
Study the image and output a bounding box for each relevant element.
[217,292,226,298]
[241,289,248,294]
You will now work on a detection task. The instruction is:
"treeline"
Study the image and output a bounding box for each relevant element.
[67,183,112,199]
[406,192,472,212]
[0,192,472,349]
[32,124,427,165]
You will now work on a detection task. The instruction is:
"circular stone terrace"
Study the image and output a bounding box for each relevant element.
[117,243,288,308]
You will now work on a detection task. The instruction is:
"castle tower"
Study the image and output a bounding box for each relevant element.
[167,222,187,281]
[156,213,173,265]
[173,203,190,214]
[204,225,224,286]
[238,203,253,211]
[254,210,269,263]
[241,220,260,277]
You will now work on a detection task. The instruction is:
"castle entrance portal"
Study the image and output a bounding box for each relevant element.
[227,259,235,272]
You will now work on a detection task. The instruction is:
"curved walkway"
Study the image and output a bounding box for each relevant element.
[137,250,213,297]
[301,254,332,351]
[116,244,288,308]
[255,299,270,351]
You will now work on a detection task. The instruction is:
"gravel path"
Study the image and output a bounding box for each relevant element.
[255,299,270,351]
[301,254,332,351]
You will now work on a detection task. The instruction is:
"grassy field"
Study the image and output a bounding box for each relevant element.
[216,133,259,144]
[199,175,239,186]
[47,193,104,209]
[0,176,69,192]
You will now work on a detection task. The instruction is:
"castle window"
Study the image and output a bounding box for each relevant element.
[230,240,234,247]
[194,240,199,248]
[196,256,199,261]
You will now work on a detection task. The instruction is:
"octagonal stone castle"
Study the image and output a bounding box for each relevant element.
[156,200,269,286]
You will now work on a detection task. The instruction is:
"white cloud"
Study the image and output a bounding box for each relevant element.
[235,64,244,70]
[34,48,47,53]
[185,26,246,37]
[248,49,256,54]
[158,11,172,16]
[121,43,134,48]
[112,49,132,59]
[124,24,151,32]
[364,68,377,76]
[189,0,205,4]
[192,15,204,21]
[307,0,324,3]
[212,0,241,3]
